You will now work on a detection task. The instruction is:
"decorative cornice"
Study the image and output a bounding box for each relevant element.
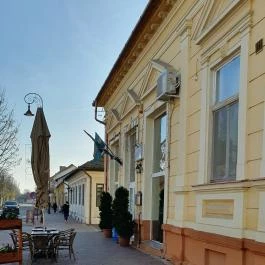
[93,0,177,107]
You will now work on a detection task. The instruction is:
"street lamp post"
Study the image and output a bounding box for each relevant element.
[24,93,43,116]
[23,92,51,214]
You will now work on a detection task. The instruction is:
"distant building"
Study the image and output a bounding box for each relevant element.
[50,164,76,208]
[64,159,104,224]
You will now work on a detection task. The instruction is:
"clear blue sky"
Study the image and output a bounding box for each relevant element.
[0,0,148,192]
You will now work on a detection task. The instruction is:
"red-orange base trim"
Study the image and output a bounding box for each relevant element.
[162,224,265,265]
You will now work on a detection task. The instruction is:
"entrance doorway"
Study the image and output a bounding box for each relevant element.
[151,176,164,243]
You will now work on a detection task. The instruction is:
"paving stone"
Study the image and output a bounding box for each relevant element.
[0,210,171,265]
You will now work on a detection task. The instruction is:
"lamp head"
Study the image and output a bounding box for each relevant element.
[24,104,34,116]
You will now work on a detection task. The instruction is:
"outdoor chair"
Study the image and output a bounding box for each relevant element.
[22,232,35,264]
[54,231,76,260]
[58,228,75,243]
[9,231,34,264]
[9,230,18,248]
[31,234,53,259]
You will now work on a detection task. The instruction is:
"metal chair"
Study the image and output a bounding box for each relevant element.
[31,234,53,259]
[22,232,35,264]
[54,231,76,260]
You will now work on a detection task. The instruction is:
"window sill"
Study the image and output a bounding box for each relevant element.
[192,177,265,193]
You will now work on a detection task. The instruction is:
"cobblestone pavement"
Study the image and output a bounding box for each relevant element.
[1,209,171,265]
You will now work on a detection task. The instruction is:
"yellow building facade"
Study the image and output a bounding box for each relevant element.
[93,1,265,264]
[65,160,104,225]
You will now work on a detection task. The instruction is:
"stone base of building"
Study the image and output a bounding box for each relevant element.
[163,224,265,265]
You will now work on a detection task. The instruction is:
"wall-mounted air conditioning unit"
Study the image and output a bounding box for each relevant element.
[156,70,181,101]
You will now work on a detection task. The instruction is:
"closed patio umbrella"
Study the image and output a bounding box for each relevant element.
[30,107,50,225]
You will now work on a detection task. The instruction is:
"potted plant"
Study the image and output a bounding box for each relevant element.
[112,186,134,246]
[0,212,21,229]
[0,244,19,263]
[99,191,113,238]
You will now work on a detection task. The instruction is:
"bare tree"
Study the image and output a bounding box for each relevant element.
[0,90,20,173]
[0,170,20,205]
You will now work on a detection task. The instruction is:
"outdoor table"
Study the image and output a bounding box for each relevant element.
[31,228,59,258]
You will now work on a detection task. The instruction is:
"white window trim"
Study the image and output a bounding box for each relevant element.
[198,29,249,184]
[129,182,135,219]
[210,55,240,182]
[109,139,120,195]
[142,101,166,221]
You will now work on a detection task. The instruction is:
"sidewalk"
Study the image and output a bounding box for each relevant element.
[19,212,171,265]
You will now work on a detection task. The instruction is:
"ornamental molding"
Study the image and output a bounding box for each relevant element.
[94,0,177,107]
[193,0,244,44]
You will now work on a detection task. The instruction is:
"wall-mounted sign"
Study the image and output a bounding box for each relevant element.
[135,191,142,206]
[135,144,143,161]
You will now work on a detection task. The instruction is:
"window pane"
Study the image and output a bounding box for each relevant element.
[153,114,167,173]
[82,184,85,206]
[216,56,240,103]
[212,107,227,180]
[78,185,81,204]
[113,144,119,182]
[212,102,238,181]
[228,103,238,178]
[130,131,136,182]
[96,184,104,207]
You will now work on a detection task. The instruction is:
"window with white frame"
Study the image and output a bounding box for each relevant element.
[96,184,104,207]
[75,186,78,204]
[211,56,240,182]
[127,129,136,217]
[82,184,85,206]
[79,185,81,205]
[110,141,120,193]
[153,113,167,174]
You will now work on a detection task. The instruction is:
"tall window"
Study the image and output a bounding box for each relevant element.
[75,186,78,204]
[212,56,240,182]
[127,129,136,217]
[79,185,81,205]
[129,130,136,183]
[96,184,104,207]
[82,184,85,206]
[110,141,120,193]
[153,114,167,173]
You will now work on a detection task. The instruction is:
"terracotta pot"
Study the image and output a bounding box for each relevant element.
[0,219,22,229]
[0,251,19,263]
[103,229,112,238]
[119,237,130,247]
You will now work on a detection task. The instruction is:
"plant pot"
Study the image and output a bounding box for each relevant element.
[0,219,22,229]
[103,229,112,238]
[0,251,20,263]
[119,236,130,247]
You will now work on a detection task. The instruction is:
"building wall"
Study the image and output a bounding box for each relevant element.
[68,170,104,225]
[103,0,265,264]
[54,183,65,210]
[68,171,88,223]
[90,171,105,224]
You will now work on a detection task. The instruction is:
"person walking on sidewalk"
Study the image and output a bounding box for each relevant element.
[52,202,58,213]
[62,201,70,222]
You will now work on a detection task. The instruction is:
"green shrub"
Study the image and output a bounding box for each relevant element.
[112,186,134,239]
[99,192,113,230]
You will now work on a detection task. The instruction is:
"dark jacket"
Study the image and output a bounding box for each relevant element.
[62,203,69,215]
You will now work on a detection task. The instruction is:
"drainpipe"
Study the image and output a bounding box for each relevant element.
[93,100,108,191]
[92,100,106,126]
[82,170,92,225]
